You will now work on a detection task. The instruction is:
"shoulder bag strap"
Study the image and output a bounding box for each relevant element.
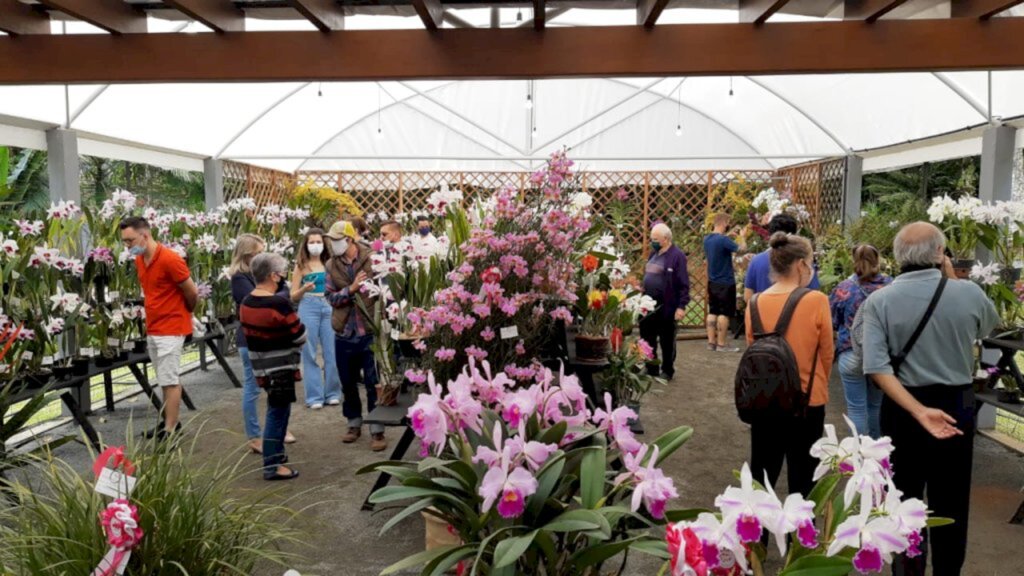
[896,277,948,363]
[774,287,811,337]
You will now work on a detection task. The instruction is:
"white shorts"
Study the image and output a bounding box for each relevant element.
[148,335,185,388]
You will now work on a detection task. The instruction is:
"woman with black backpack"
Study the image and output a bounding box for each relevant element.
[740,232,834,497]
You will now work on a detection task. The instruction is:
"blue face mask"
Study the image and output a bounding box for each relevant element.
[419,227,431,237]
[651,241,662,253]
[129,239,146,257]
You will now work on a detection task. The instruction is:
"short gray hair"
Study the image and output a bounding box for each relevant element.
[652,223,672,242]
[251,252,288,284]
[893,222,946,268]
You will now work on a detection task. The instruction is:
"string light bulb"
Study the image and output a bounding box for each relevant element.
[376,127,384,140]
[318,82,323,97]
[675,124,682,137]
[525,93,533,110]
[517,9,523,21]
[729,77,734,97]
[375,84,383,140]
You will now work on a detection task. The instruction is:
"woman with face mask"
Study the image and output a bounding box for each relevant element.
[290,228,342,409]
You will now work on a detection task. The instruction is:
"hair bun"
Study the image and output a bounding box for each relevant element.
[768,232,790,249]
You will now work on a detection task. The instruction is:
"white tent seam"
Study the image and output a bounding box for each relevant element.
[215,82,312,158]
[744,77,849,154]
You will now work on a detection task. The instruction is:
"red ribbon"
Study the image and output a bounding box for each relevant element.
[93,446,135,478]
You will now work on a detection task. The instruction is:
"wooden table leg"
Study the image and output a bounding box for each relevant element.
[361,425,416,512]
[206,339,242,388]
[60,391,101,451]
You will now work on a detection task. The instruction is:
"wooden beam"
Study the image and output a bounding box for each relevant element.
[951,0,1024,19]
[636,0,671,27]
[843,0,910,22]
[3,19,1024,84]
[411,0,443,30]
[163,0,244,33]
[739,0,793,24]
[36,0,146,34]
[533,0,545,30]
[288,0,344,32]
[0,0,50,35]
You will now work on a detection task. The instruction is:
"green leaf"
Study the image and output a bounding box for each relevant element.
[807,474,842,516]
[378,498,435,536]
[926,516,955,528]
[356,460,414,475]
[492,530,538,570]
[777,555,853,576]
[663,508,707,523]
[569,536,639,569]
[580,446,606,509]
[542,509,604,533]
[538,420,568,446]
[629,539,671,560]
[380,544,463,575]
[526,453,565,520]
[424,544,477,576]
[649,426,694,465]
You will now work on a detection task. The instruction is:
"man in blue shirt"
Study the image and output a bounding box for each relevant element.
[702,213,746,352]
[743,213,820,304]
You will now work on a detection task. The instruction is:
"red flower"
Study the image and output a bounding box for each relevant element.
[667,525,708,576]
[480,266,502,285]
[581,254,599,273]
[610,328,623,352]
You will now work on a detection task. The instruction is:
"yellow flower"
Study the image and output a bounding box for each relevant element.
[587,290,607,310]
[607,289,626,305]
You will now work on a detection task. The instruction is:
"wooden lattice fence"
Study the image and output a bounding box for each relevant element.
[223,159,847,328]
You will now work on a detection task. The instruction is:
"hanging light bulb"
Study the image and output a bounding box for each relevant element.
[375,83,383,140]
[318,82,323,97]
[376,127,384,140]
[675,124,682,137]
[525,93,533,110]
[532,124,537,135]
[517,9,523,22]
[729,77,734,97]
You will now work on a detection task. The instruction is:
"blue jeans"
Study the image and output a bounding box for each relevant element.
[298,296,342,406]
[336,334,383,434]
[838,349,883,439]
[262,402,291,478]
[238,347,261,440]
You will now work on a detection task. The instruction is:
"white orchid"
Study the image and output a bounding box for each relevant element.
[969,261,1002,286]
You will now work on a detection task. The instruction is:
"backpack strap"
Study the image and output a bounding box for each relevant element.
[890,277,947,376]
[749,293,766,336]
[773,287,811,337]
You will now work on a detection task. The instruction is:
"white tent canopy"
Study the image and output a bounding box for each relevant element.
[2,8,1024,174]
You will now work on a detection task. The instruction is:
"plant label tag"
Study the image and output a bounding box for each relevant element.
[22,351,33,361]
[108,291,120,301]
[95,468,137,499]
[92,547,131,576]
[391,329,400,341]
[10,271,19,280]
[82,347,95,357]
[500,326,519,340]
[0,364,8,374]
[108,338,120,347]
[42,355,54,366]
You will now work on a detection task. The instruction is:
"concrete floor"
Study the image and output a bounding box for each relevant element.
[19,341,1024,576]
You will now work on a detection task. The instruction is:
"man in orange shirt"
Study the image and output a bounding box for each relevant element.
[120,216,198,441]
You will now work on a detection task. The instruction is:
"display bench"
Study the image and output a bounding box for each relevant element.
[0,325,241,452]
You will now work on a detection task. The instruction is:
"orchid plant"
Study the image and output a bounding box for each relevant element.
[361,359,693,576]
[664,416,950,576]
[927,195,982,261]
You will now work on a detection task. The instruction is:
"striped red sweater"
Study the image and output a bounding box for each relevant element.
[239,293,306,387]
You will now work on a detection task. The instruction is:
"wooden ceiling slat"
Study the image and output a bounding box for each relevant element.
[739,0,793,24]
[636,0,670,27]
[0,0,50,35]
[2,19,1024,83]
[288,0,345,32]
[36,0,146,34]
[163,0,244,33]
[411,0,443,30]
[951,0,1024,19]
[843,0,910,22]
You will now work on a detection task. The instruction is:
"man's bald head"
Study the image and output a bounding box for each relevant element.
[894,221,946,268]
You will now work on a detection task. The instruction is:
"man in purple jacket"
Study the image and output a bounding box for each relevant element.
[640,223,691,380]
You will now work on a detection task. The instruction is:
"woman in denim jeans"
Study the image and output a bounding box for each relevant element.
[290,228,342,409]
[828,244,892,438]
[230,234,296,453]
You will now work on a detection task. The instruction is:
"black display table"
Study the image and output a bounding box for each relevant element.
[360,391,418,511]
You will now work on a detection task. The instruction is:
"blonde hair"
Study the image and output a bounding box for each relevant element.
[229,234,265,276]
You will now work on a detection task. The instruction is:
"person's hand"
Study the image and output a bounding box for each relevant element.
[674,308,685,322]
[350,271,369,291]
[941,255,957,280]
[915,407,963,439]
[301,282,316,293]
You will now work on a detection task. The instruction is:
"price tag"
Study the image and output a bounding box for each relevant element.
[94,467,137,499]
[42,355,54,366]
[391,329,400,340]
[107,337,121,347]
[500,326,519,340]
[82,347,95,357]
[92,548,130,576]
[108,291,120,301]
[11,271,19,280]
[22,351,33,361]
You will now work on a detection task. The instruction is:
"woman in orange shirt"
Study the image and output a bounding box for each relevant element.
[745,232,834,497]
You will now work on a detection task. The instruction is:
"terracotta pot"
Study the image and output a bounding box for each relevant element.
[575,334,610,361]
[376,383,399,407]
[422,508,461,552]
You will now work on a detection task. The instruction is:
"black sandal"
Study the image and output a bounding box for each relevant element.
[265,468,299,481]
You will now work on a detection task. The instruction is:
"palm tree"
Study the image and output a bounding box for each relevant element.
[0,147,49,213]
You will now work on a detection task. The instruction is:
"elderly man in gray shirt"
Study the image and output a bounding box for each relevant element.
[862,222,998,576]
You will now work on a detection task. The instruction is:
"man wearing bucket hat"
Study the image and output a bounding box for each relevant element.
[323,221,387,452]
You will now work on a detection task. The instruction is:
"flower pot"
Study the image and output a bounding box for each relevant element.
[1000,267,1022,284]
[951,258,974,280]
[574,334,609,362]
[422,508,461,552]
[397,337,424,359]
[71,357,91,376]
[997,389,1021,404]
[53,365,74,381]
[217,314,237,326]
[376,383,399,407]
[117,350,130,362]
[133,339,148,354]
[626,401,644,435]
[25,371,52,390]
[95,355,113,368]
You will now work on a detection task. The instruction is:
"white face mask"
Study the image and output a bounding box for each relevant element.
[307,243,324,256]
[330,239,349,255]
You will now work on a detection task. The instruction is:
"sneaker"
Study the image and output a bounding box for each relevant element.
[284,431,297,444]
[342,427,361,443]
[716,346,741,353]
[326,399,340,406]
[370,433,388,452]
[310,403,324,410]
[706,343,717,351]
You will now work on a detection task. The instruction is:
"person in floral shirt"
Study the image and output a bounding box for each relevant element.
[828,244,892,438]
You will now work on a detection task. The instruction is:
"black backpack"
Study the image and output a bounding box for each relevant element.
[735,288,817,424]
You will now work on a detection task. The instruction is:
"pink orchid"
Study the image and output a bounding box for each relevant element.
[408,375,449,456]
[479,449,538,519]
[506,423,557,472]
[443,374,483,433]
[827,493,909,574]
[500,388,538,429]
[714,463,783,544]
[480,326,496,342]
[684,513,749,574]
[468,359,512,404]
[515,340,526,356]
[592,393,642,455]
[434,348,456,362]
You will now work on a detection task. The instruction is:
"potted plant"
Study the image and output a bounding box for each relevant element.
[603,333,662,431]
[975,199,1024,284]
[928,195,982,276]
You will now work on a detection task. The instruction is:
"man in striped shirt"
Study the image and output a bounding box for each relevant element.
[240,253,306,481]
